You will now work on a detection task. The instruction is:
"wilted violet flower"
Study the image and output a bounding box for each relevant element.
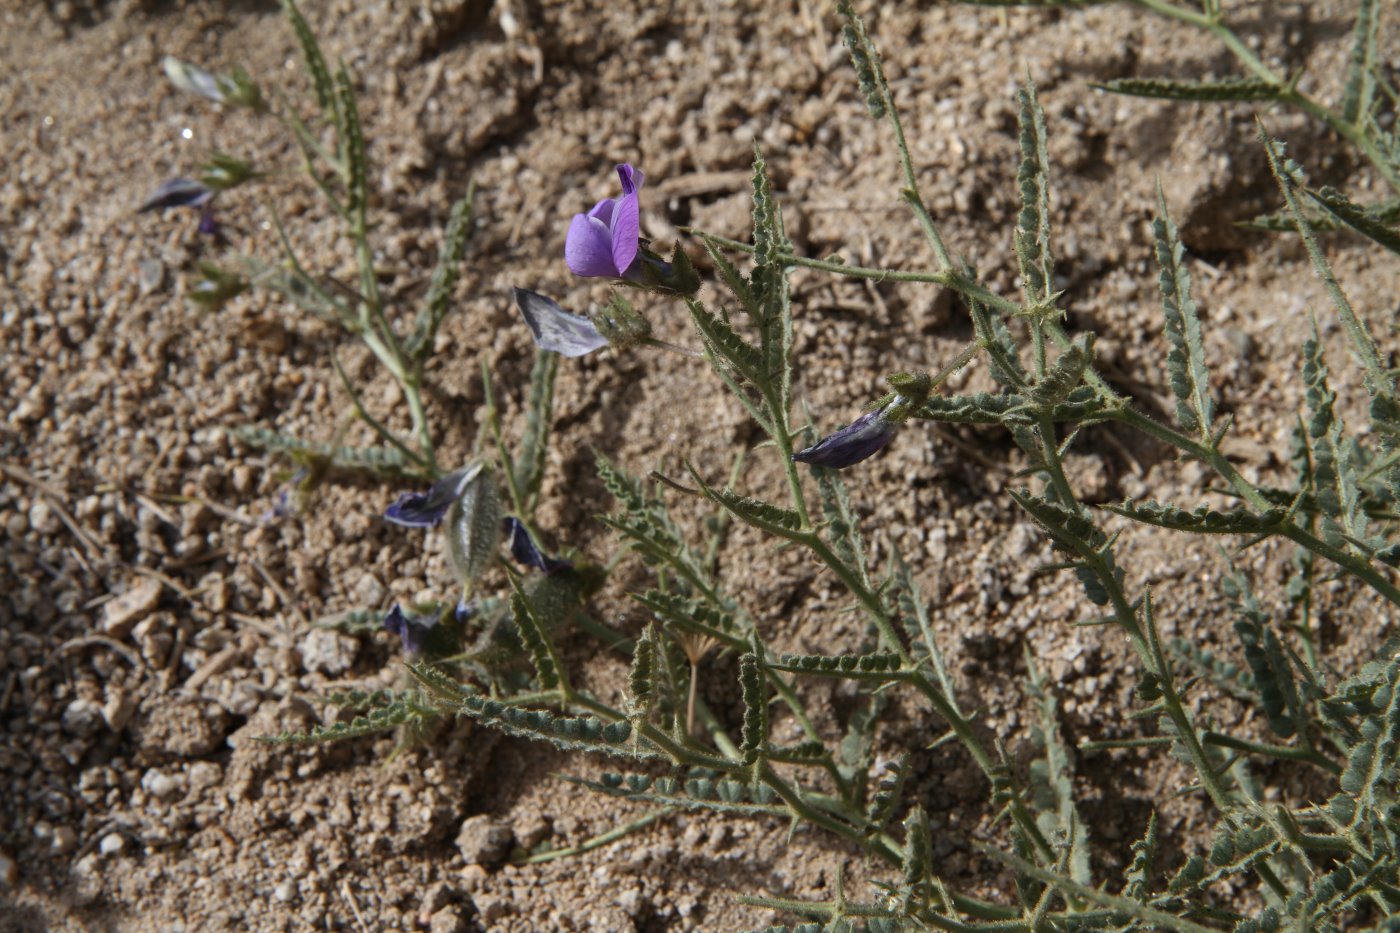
[139,178,218,236]
[383,604,437,655]
[565,164,645,279]
[162,56,265,110]
[140,178,214,212]
[384,464,484,528]
[502,517,573,575]
[792,409,898,469]
[513,288,608,357]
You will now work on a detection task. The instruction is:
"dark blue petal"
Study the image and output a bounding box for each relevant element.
[502,516,573,575]
[383,604,437,655]
[139,178,215,213]
[792,410,898,469]
[454,599,477,624]
[384,464,483,528]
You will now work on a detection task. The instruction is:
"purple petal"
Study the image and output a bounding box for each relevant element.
[566,214,623,277]
[586,197,616,225]
[792,410,898,469]
[384,464,483,528]
[383,604,436,655]
[513,288,608,357]
[616,164,645,196]
[609,189,641,276]
[139,178,214,213]
[502,517,574,575]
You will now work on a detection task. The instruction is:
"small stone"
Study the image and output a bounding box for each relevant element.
[300,629,358,676]
[102,688,136,731]
[99,833,125,856]
[429,906,469,933]
[51,826,77,854]
[141,768,182,800]
[102,577,163,637]
[0,850,16,886]
[455,815,514,868]
[28,499,61,536]
[138,258,165,295]
[187,760,222,791]
[274,881,296,902]
[62,698,103,736]
[421,882,458,914]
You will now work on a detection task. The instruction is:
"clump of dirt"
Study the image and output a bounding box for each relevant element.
[2,1,1394,930]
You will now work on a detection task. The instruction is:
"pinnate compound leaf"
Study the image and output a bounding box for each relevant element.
[1341,0,1380,126]
[1223,570,1301,740]
[1303,327,1366,549]
[691,472,803,540]
[569,774,786,818]
[687,298,764,383]
[769,652,903,680]
[1092,76,1281,101]
[1153,187,1214,438]
[1306,186,1400,257]
[1028,336,1092,409]
[1103,499,1284,535]
[228,425,418,477]
[406,190,475,363]
[510,589,562,692]
[1014,78,1055,304]
[281,0,335,117]
[1026,653,1090,885]
[739,651,768,764]
[516,349,559,511]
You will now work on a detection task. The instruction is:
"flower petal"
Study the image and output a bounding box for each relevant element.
[616,164,645,196]
[513,288,608,357]
[792,411,898,469]
[139,178,215,213]
[383,464,484,528]
[586,196,616,225]
[383,604,436,655]
[502,516,574,575]
[566,213,622,277]
[609,189,641,276]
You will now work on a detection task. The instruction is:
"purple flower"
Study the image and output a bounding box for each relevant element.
[384,464,484,528]
[502,517,573,575]
[565,164,645,279]
[793,410,898,469]
[383,604,437,655]
[513,288,608,357]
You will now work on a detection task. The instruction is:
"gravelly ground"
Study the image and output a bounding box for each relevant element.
[2,1,1395,929]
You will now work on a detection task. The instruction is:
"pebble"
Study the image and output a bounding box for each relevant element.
[102,577,163,637]
[300,629,358,676]
[138,258,165,295]
[99,833,125,856]
[62,697,103,736]
[102,688,135,731]
[51,825,77,854]
[28,499,61,536]
[0,850,15,886]
[455,815,514,868]
[141,769,182,800]
[274,881,297,902]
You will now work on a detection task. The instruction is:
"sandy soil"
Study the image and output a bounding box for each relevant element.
[2,1,1396,930]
